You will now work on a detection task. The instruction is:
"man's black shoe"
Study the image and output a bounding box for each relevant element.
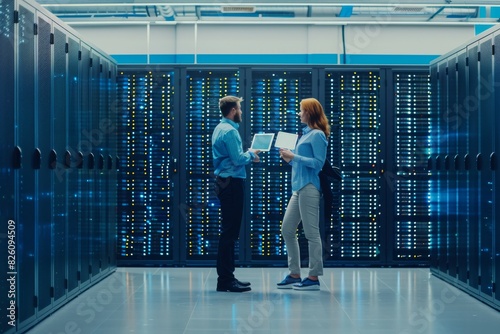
[235,279,251,287]
[216,281,251,292]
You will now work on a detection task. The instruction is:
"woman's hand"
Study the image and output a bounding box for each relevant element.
[279,148,294,163]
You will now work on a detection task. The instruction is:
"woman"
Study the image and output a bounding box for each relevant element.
[277,98,329,291]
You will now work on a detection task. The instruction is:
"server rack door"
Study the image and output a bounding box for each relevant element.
[447,56,458,279]
[324,70,382,263]
[0,0,16,332]
[108,65,118,269]
[494,31,500,307]
[66,35,81,295]
[437,60,449,275]
[182,69,239,263]
[246,69,312,263]
[117,70,176,263]
[16,2,37,327]
[35,13,53,315]
[52,24,68,304]
[99,59,110,273]
[467,43,481,291]
[90,51,101,279]
[392,71,431,263]
[479,38,494,298]
[79,43,92,287]
[456,49,469,286]
[429,63,439,271]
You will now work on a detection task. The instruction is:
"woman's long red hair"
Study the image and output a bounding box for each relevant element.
[301,98,330,137]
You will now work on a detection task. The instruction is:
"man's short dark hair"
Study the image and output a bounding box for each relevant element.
[219,96,243,117]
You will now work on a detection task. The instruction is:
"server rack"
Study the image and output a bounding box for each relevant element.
[247,68,313,263]
[430,26,500,311]
[0,0,119,332]
[52,22,68,306]
[478,37,495,300]
[494,31,500,307]
[182,68,240,263]
[34,11,52,318]
[390,71,431,263]
[456,49,469,288]
[0,0,16,333]
[16,3,37,327]
[467,42,481,292]
[117,70,177,262]
[66,33,81,298]
[117,65,431,267]
[323,70,382,263]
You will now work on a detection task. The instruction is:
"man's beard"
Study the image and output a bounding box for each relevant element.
[234,113,241,123]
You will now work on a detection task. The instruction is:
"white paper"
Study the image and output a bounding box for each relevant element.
[274,131,298,150]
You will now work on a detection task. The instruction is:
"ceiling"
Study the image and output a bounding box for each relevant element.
[35,0,500,25]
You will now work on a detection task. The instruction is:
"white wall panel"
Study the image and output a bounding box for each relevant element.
[70,23,477,63]
[150,25,177,54]
[72,24,149,55]
[343,25,474,54]
[196,24,309,54]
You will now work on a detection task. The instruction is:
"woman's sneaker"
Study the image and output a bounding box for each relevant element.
[277,275,301,289]
[292,278,320,290]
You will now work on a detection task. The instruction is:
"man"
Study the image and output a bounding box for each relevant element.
[212,96,260,292]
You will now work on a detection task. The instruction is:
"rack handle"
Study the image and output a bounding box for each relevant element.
[64,150,71,168]
[48,150,57,170]
[454,154,461,171]
[32,148,42,169]
[444,155,450,171]
[88,153,95,170]
[12,146,22,169]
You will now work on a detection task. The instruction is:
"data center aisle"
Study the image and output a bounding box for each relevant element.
[26,267,500,334]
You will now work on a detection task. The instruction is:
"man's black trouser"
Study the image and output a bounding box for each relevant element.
[215,176,245,284]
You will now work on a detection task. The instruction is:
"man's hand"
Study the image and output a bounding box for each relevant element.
[249,149,261,162]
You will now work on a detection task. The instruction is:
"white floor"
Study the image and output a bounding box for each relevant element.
[27,267,500,334]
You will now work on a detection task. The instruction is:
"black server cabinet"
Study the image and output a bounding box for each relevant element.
[429,63,439,271]
[467,43,481,292]
[247,69,312,262]
[182,69,239,262]
[478,37,495,299]
[35,12,53,316]
[456,49,469,286]
[0,0,16,332]
[67,34,81,296]
[79,42,92,287]
[17,2,37,327]
[108,65,118,269]
[324,70,381,262]
[391,71,431,263]
[117,70,177,262]
[447,55,458,280]
[99,58,110,274]
[494,31,500,307]
[52,24,68,305]
[431,28,500,311]
[437,60,449,275]
[90,50,101,280]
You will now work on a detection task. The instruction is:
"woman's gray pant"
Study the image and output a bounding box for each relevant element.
[281,183,323,277]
